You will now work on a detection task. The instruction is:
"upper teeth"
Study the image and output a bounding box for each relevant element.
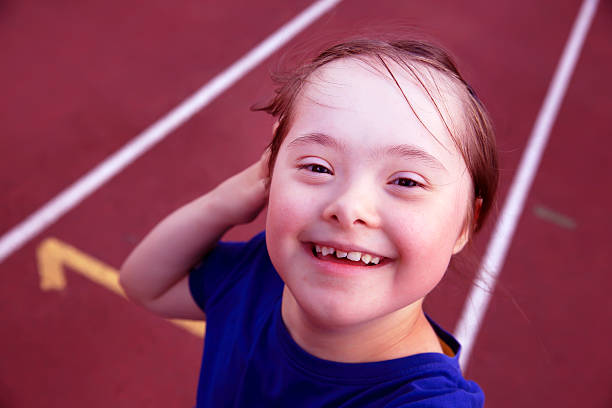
[315,245,381,265]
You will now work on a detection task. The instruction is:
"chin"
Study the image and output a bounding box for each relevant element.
[292,286,389,329]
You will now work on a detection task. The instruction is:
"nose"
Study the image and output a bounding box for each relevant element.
[322,182,381,229]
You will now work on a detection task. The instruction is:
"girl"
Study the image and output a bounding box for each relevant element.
[120,37,498,407]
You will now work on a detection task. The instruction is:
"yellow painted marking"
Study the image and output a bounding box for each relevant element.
[37,237,205,338]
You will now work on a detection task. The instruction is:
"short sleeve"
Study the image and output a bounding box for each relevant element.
[387,392,484,407]
[188,231,266,313]
[383,380,484,407]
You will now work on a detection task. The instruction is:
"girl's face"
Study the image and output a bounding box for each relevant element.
[266,58,473,330]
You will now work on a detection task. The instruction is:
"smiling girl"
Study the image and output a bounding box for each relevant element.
[120,37,498,407]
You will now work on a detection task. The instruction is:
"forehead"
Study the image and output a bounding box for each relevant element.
[287,57,466,167]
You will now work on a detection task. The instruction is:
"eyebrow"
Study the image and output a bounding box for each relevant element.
[287,133,346,151]
[287,132,447,172]
[385,144,447,171]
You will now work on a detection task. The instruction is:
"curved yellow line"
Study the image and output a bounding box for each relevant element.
[36,237,205,338]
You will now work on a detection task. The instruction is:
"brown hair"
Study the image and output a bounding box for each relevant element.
[254,37,498,236]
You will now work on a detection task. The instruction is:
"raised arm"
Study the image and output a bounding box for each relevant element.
[119,153,269,320]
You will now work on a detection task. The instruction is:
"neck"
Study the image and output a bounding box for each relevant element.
[280,286,441,363]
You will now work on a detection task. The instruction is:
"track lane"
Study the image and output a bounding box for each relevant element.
[468,4,611,406]
[0,0,311,233]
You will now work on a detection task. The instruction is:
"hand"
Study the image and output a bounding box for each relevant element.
[210,150,270,226]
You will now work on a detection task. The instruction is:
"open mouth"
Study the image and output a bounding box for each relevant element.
[309,244,385,267]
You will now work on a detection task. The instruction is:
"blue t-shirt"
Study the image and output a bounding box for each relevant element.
[189,231,484,407]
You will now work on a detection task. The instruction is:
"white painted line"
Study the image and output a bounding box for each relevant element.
[455,0,599,370]
[0,0,343,264]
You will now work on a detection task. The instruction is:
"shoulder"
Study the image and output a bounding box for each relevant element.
[383,364,483,407]
[384,387,484,408]
[195,230,267,268]
[189,230,280,312]
[383,317,484,407]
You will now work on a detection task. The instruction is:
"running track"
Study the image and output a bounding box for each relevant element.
[1,0,610,406]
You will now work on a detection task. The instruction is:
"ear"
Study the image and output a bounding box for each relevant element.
[452,227,469,255]
[452,198,483,255]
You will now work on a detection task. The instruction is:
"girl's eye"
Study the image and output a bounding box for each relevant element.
[301,164,332,174]
[391,178,420,188]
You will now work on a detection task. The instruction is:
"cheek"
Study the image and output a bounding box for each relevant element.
[388,201,461,253]
[267,175,306,234]
[265,174,316,268]
[265,188,293,282]
[390,224,454,303]
[386,199,467,289]
[394,221,455,274]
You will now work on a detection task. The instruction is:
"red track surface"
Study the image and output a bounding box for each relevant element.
[2,1,610,406]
